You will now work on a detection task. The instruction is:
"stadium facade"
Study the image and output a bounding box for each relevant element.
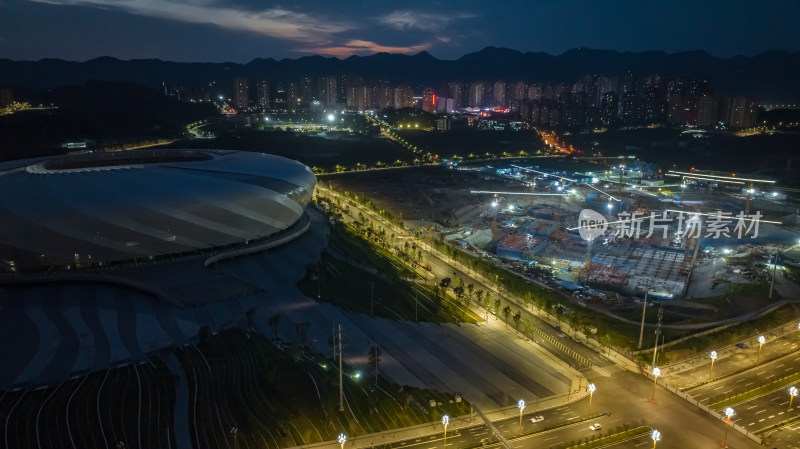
[0,149,316,271]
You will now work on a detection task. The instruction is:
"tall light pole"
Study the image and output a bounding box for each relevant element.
[723,407,735,446]
[230,427,239,449]
[587,383,596,415]
[442,415,450,448]
[651,429,661,449]
[638,285,650,349]
[518,399,525,431]
[327,113,335,132]
[709,350,718,381]
[338,433,347,449]
[769,251,778,299]
[756,335,766,365]
[789,386,798,410]
[651,305,663,368]
[338,324,344,412]
[650,367,661,403]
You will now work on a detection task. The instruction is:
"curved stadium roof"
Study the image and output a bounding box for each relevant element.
[0,149,316,270]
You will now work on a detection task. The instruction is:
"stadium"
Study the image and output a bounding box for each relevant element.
[0,149,317,271]
[0,149,322,389]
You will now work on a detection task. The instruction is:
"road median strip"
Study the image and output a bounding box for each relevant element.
[708,371,800,410]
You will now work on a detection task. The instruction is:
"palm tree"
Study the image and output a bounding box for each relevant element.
[523,292,533,310]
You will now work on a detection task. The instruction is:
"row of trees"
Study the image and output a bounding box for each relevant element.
[319,187,618,353]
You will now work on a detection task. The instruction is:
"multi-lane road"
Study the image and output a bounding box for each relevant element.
[676,335,800,447]
[340,371,761,449]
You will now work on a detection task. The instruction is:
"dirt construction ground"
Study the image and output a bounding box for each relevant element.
[321,166,522,227]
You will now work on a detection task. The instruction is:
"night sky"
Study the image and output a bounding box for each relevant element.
[1,0,798,62]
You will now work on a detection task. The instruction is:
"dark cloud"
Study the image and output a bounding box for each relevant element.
[1,0,798,61]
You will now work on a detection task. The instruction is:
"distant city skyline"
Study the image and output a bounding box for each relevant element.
[1,1,799,62]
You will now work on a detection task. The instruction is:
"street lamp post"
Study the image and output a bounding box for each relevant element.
[789,386,798,410]
[723,407,735,446]
[338,433,347,449]
[442,415,449,448]
[709,351,718,381]
[518,399,525,431]
[587,383,596,415]
[651,429,661,449]
[756,335,766,365]
[650,367,661,403]
[230,427,239,449]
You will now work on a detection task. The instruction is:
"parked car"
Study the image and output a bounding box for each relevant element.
[589,423,602,431]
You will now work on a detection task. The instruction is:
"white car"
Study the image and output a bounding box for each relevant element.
[589,423,602,431]
[530,416,544,423]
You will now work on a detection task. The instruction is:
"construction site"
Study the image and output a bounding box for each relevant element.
[322,160,800,322]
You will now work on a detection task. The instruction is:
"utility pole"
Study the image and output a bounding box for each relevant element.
[338,324,344,412]
[769,251,778,299]
[638,285,649,350]
[651,304,663,369]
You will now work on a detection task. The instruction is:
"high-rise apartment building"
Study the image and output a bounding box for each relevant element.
[527,84,542,101]
[696,96,717,127]
[232,77,249,111]
[512,81,527,102]
[448,82,464,109]
[422,88,437,113]
[317,76,338,107]
[729,96,759,128]
[469,82,485,108]
[493,80,507,107]
[600,92,618,126]
[376,84,394,110]
[393,86,413,109]
[256,80,270,110]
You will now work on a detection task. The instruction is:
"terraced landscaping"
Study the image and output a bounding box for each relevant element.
[1,329,469,449]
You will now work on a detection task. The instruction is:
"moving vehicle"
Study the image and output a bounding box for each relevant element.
[589,423,602,431]
[530,416,544,423]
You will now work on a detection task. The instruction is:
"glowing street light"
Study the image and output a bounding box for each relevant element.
[756,335,766,364]
[442,415,450,448]
[518,399,526,430]
[651,367,661,403]
[651,429,661,449]
[790,386,798,410]
[338,433,347,449]
[709,351,718,380]
[587,383,596,414]
[327,113,336,122]
[723,407,735,446]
